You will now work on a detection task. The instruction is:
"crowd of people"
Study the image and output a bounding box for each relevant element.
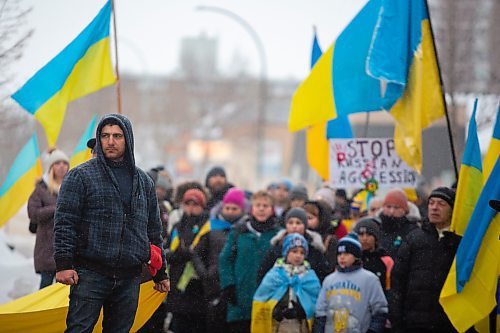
[138,163,468,333]
[26,114,495,333]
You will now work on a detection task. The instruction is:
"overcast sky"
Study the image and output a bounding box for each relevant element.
[11,0,367,91]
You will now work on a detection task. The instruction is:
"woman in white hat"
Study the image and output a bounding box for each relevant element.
[27,148,70,289]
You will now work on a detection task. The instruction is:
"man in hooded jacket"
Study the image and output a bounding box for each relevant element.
[54,114,170,333]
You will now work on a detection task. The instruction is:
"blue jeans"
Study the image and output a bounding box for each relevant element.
[39,271,55,289]
[65,268,141,333]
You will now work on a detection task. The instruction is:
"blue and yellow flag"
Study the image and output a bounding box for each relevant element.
[0,134,42,228]
[305,30,355,180]
[70,115,97,168]
[169,229,180,252]
[11,1,116,146]
[483,107,499,180]
[305,31,330,180]
[289,0,383,133]
[440,158,500,332]
[451,100,482,236]
[252,262,321,333]
[191,218,232,250]
[367,0,445,173]
[0,280,164,333]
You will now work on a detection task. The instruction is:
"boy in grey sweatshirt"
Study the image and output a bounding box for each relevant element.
[313,233,388,333]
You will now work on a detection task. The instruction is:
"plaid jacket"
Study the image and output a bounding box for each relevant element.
[54,114,167,281]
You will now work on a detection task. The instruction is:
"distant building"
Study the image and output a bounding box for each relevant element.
[179,32,219,80]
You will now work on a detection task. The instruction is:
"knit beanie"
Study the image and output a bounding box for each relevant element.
[205,166,226,186]
[182,188,207,208]
[383,189,409,212]
[44,149,70,171]
[86,138,96,150]
[428,187,455,208]
[156,176,172,192]
[276,178,292,191]
[285,207,308,227]
[282,233,309,258]
[223,187,246,210]
[313,187,336,211]
[353,217,381,241]
[337,233,362,258]
[489,200,500,212]
[289,184,309,202]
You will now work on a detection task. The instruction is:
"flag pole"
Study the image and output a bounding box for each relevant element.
[424,0,458,180]
[111,0,122,114]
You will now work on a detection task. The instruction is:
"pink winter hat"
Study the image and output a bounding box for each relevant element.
[223,188,246,210]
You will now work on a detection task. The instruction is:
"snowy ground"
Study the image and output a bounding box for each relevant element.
[0,205,40,304]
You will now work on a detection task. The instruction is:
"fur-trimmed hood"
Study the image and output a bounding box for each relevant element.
[270,229,326,253]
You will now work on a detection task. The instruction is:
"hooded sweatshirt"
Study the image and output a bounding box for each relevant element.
[54,114,167,281]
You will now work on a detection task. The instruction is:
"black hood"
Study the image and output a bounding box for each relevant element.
[95,114,135,167]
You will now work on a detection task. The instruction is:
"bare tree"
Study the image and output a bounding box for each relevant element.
[0,0,34,181]
[428,0,499,162]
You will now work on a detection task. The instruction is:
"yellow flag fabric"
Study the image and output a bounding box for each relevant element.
[70,115,97,168]
[389,20,444,173]
[0,281,165,333]
[439,214,500,332]
[0,134,42,228]
[306,123,330,180]
[450,104,482,236]
[482,109,499,181]
[440,159,500,332]
[288,44,336,132]
[11,1,115,146]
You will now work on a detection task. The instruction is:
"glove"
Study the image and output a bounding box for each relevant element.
[29,222,37,234]
[282,307,298,319]
[148,244,163,276]
[221,285,237,305]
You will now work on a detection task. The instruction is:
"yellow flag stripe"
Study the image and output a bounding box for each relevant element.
[390,20,444,173]
[35,38,116,146]
[0,161,42,228]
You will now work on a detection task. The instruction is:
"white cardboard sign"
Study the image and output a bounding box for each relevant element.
[328,138,418,188]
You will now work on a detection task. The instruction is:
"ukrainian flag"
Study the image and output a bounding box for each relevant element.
[483,107,499,180]
[367,0,445,173]
[191,218,232,250]
[69,115,97,168]
[289,0,383,133]
[305,30,354,180]
[440,158,500,332]
[0,280,164,333]
[305,31,331,180]
[11,1,116,146]
[169,229,180,252]
[0,134,42,228]
[451,100,482,236]
[251,264,320,333]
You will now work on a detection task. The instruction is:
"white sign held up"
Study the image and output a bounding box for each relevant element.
[329,138,418,188]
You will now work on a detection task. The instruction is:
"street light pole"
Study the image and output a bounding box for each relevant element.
[196,5,268,182]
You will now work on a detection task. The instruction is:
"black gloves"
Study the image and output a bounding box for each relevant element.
[221,285,237,305]
[272,301,306,321]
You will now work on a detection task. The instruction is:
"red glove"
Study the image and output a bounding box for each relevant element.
[148,244,163,276]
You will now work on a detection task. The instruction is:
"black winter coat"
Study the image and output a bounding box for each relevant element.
[191,216,245,299]
[361,248,393,293]
[165,213,209,314]
[379,214,418,259]
[390,221,461,333]
[257,229,332,284]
